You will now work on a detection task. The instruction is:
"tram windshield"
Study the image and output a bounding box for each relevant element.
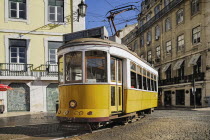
[85,51,107,83]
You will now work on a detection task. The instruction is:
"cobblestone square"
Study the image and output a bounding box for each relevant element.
[0,109,210,140]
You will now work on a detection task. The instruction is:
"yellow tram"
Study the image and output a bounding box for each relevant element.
[56,38,158,128]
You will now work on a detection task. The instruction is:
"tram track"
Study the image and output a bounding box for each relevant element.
[49,115,147,140]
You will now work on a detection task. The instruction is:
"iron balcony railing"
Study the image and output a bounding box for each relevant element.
[137,0,184,35]
[159,72,205,86]
[33,62,58,77]
[0,63,33,76]
[0,62,58,77]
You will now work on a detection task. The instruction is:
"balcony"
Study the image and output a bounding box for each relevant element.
[33,62,58,77]
[137,0,184,35]
[159,72,205,86]
[0,63,58,79]
[0,63,33,76]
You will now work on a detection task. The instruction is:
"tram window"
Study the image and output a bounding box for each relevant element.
[118,60,122,83]
[138,74,142,89]
[131,71,137,88]
[111,86,115,106]
[58,56,64,83]
[143,76,147,90]
[147,78,151,91]
[151,79,154,91]
[154,80,157,91]
[111,58,116,82]
[85,51,107,83]
[65,51,82,83]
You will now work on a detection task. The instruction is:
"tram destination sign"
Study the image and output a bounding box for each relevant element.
[64,26,109,43]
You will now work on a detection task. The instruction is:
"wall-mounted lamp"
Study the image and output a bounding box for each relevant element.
[172,91,175,94]
[76,0,88,22]
[186,90,189,94]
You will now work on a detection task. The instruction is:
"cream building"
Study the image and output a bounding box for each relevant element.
[122,0,210,107]
[0,0,86,112]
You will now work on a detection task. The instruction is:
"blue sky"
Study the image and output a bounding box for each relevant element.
[85,0,142,35]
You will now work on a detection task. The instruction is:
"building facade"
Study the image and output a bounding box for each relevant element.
[122,0,210,107]
[0,0,85,112]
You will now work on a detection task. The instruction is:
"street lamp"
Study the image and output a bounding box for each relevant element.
[77,0,88,22]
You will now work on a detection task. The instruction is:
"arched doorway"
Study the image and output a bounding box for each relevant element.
[46,83,58,111]
[7,83,30,111]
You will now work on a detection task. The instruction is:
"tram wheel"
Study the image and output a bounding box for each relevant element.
[89,122,101,130]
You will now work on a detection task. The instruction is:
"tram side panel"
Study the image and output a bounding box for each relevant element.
[57,85,110,120]
[124,89,158,113]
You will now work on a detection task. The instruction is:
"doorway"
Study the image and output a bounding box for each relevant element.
[110,57,123,113]
[164,91,172,106]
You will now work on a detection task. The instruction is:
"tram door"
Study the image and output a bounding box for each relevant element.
[110,57,123,113]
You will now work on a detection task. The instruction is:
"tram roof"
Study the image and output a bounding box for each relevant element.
[59,38,153,68]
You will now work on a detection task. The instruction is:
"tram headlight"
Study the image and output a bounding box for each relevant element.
[69,100,77,108]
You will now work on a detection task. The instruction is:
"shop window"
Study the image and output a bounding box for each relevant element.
[176,90,185,105]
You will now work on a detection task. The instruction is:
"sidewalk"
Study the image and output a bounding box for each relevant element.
[0,112,58,127]
[156,106,210,111]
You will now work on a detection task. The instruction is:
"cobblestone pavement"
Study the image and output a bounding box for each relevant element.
[69,110,210,140]
[0,109,210,140]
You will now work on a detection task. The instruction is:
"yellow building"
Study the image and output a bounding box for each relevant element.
[0,0,86,112]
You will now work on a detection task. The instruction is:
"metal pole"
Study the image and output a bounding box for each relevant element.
[193,73,196,109]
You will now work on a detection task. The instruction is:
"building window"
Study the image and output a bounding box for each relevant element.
[154,5,160,15]
[192,26,201,44]
[193,56,201,74]
[166,41,172,54]
[147,31,151,44]
[191,0,200,15]
[147,51,152,63]
[177,34,184,51]
[146,13,151,22]
[177,9,184,24]
[164,0,170,6]
[9,0,26,19]
[165,18,171,31]
[156,46,160,58]
[139,19,144,26]
[48,41,63,64]
[178,61,185,80]
[140,35,144,48]
[48,0,64,22]
[166,65,171,79]
[133,40,138,52]
[9,39,27,63]
[141,54,144,59]
[155,25,160,39]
